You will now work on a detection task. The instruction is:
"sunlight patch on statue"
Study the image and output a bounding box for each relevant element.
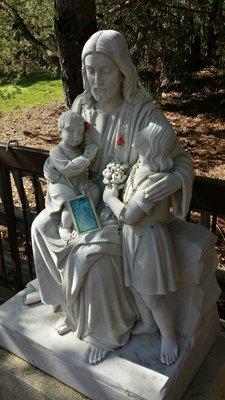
[68,196,100,234]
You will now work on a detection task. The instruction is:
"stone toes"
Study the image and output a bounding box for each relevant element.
[93,349,99,364]
[97,349,103,362]
[89,348,96,364]
[169,355,174,364]
[84,347,109,364]
[102,350,107,359]
[171,352,176,363]
[161,353,166,364]
[161,352,175,365]
[165,354,170,365]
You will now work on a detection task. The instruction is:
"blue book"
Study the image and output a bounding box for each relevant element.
[68,195,100,234]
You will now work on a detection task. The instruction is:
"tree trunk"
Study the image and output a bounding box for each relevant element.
[54,0,97,108]
[207,0,223,61]
[190,31,202,71]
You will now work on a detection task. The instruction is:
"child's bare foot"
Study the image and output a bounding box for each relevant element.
[59,226,72,242]
[83,344,109,364]
[160,335,178,365]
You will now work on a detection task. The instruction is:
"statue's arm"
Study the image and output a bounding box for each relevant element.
[103,187,154,225]
[144,108,194,216]
[43,158,60,183]
[49,146,90,178]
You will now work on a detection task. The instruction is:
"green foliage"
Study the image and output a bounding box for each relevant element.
[96,0,225,91]
[1,0,225,95]
[0,0,56,79]
[0,73,63,114]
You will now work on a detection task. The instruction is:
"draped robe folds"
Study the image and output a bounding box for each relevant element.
[32,95,194,350]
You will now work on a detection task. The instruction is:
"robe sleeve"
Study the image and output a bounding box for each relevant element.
[132,189,155,214]
[145,108,194,219]
[49,146,90,178]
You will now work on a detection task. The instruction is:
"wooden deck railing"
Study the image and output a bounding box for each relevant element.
[0,141,225,292]
[0,142,47,290]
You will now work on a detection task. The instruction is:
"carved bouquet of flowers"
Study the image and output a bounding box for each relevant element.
[102,162,129,190]
[101,162,129,225]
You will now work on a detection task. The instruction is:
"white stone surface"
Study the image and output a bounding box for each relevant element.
[3,29,220,399]
[0,289,220,400]
[32,29,195,366]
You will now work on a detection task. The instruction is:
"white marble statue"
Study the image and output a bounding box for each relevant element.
[45,110,100,241]
[29,30,219,368]
[103,125,178,365]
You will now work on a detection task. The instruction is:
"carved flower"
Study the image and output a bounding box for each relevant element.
[115,136,126,146]
[84,121,91,131]
[111,172,127,185]
[102,161,129,189]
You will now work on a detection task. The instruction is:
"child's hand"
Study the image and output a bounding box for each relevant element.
[103,185,118,204]
[84,144,99,161]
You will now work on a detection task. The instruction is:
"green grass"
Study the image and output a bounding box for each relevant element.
[0,73,64,114]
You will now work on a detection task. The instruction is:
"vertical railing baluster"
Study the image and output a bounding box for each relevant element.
[200,211,211,229]
[13,170,34,280]
[0,232,7,283]
[0,167,23,291]
[31,173,45,215]
[211,213,218,234]
[186,210,191,222]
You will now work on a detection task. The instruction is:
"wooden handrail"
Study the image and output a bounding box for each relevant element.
[1,141,225,215]
[0,141,225,291]
[0,142,48,174]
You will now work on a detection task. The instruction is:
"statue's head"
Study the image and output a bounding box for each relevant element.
[81,30,149,105]
[58,111,84,147]
[135,121,176,172]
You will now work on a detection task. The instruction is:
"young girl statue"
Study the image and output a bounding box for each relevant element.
[103,125,179,366]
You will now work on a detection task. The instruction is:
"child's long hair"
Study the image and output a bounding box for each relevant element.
[140,116,176,173]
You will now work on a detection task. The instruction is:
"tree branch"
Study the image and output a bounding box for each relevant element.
[156,0,225,19]
[0,0,58,64]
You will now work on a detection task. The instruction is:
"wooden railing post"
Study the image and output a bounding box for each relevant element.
[0,167,23,291]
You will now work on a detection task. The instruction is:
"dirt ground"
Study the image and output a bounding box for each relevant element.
[0,94,224,180]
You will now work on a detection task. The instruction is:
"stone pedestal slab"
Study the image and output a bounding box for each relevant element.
[0,289,220,400]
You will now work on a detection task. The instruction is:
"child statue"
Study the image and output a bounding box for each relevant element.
[46,110,101,242]
[103,125,178,366]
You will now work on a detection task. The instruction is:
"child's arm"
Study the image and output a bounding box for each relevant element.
[103,186,155,225]
[50,146,90,178]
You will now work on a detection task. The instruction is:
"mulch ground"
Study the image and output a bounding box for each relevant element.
[0,100,224,178]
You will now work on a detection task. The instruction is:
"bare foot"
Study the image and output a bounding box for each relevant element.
[55,317,71,335]
[83,344,109,364]
[59,226,72,242]
[160,335,178,365]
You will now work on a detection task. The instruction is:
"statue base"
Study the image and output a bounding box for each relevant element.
[0,288,220,400]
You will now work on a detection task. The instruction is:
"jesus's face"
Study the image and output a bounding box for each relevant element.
[84,52,123,107]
